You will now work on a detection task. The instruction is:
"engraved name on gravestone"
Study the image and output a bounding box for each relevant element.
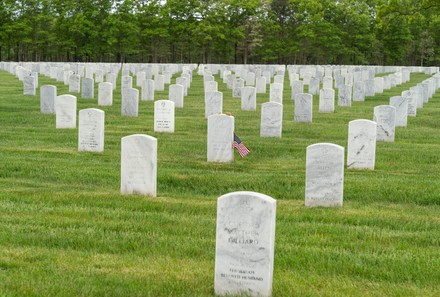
[40,85,57,114]
[120,134,157,196]
[69,74,80,93]
[294,93,313,122]
[347,120,377,170]
[373,105,396,142]
[319,88,335,113]
[121,88,139,117]
[56,94,77,129]
[169,84,184,108]
[98,82,113,106]
[241,86,257,111]
[207,114,234,163]
[260,102,283,138]
[154,100,175,133]
[205,91,223,118]
[305,143,344,207]
[81,77,94,99]
[214,191,276,297]
[390,96,408,127]
[78,108,105,152]
[269,83,283,104]
[402,90,417,117]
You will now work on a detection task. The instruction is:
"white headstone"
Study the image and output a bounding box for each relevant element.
[169,84,184,108]
[338,85,352,106]
[142,79,155,101]
[294,93,313,122]
[305,143,344,207]
[154,100,175,133]
[55,94,77,129]
[374,77,384,94]
[98,82,113,106]
[347,120,377,170]
[389,96,408,127]
[69,74,81,93]
[323,76,333,89]
[353,81,366,102]
[120,134,157,196]
[214,191,276,297]
[154,74,165,91]
[233,78,244,98]
[23,75,35,96]
[78,108,105,152]
[256,76,267,93]
[291,80,304,101]
[402,90,417,117]
[81,77,94,99]
[121,88,139,117]
[205,80,218,94]
[241,86,257,111]
[205,91,223,118]
[269,83,283,104]
[260,102,283,137]
[40,85,57,114]
[319,88,335,113]
[308,77,320,95]
[207,114,234,163]
[373,105,396,142]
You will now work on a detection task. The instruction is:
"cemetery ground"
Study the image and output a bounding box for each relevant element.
[1,69,440,296]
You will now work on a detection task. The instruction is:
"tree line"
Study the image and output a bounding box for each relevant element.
[0,0,438,66]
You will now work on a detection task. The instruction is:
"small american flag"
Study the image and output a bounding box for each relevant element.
[233,133,250,158]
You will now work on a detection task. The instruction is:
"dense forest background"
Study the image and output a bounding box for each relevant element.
[0,0,439,66]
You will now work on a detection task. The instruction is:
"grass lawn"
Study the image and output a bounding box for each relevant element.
[1,66,440,296]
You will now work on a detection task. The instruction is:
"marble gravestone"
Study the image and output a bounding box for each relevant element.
[214,191,276,297]
[233,78,244,98]
[205,91,223,118]
[241,86,257,111]
[291,80,304,101]
[260,102,283,138]
[176,77,188,96]
[142,79,155,101]
[294,93,313,122]
[136,71,146,87]
[305,143,344,207]
[256,76,267,94]
[402,90,417,117]
[347,120,377,170]
[389,96,408,127]
[207,114,234,163]
[40,85,57,114]
[374,77,384,94]
[78,108,105,152]
[323,76,333,89]
[373,105,396,142]
[269,83,283,104]
[121,75,133,96]
[121,88,139,117]
[23,75,36,96]
[69,74,81,93]
[319,88,335,113]
[81,77,94,99]
[338,85,352,106]
[154,74,165,91]
[154,100,175,133]
[120,134,157,196]
[365,79,375,96]
[106,72,117,90]
[98,82,113,106]
[55,94,77,129]
[205,80,218,94]
[353,81,366,102]
[410,86,423,108]
[308,77,320,95]
[169,84,184,108]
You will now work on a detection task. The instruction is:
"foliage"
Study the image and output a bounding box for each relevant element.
[0,0,438,65]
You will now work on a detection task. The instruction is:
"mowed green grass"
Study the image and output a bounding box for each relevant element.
[1,68,440,296]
